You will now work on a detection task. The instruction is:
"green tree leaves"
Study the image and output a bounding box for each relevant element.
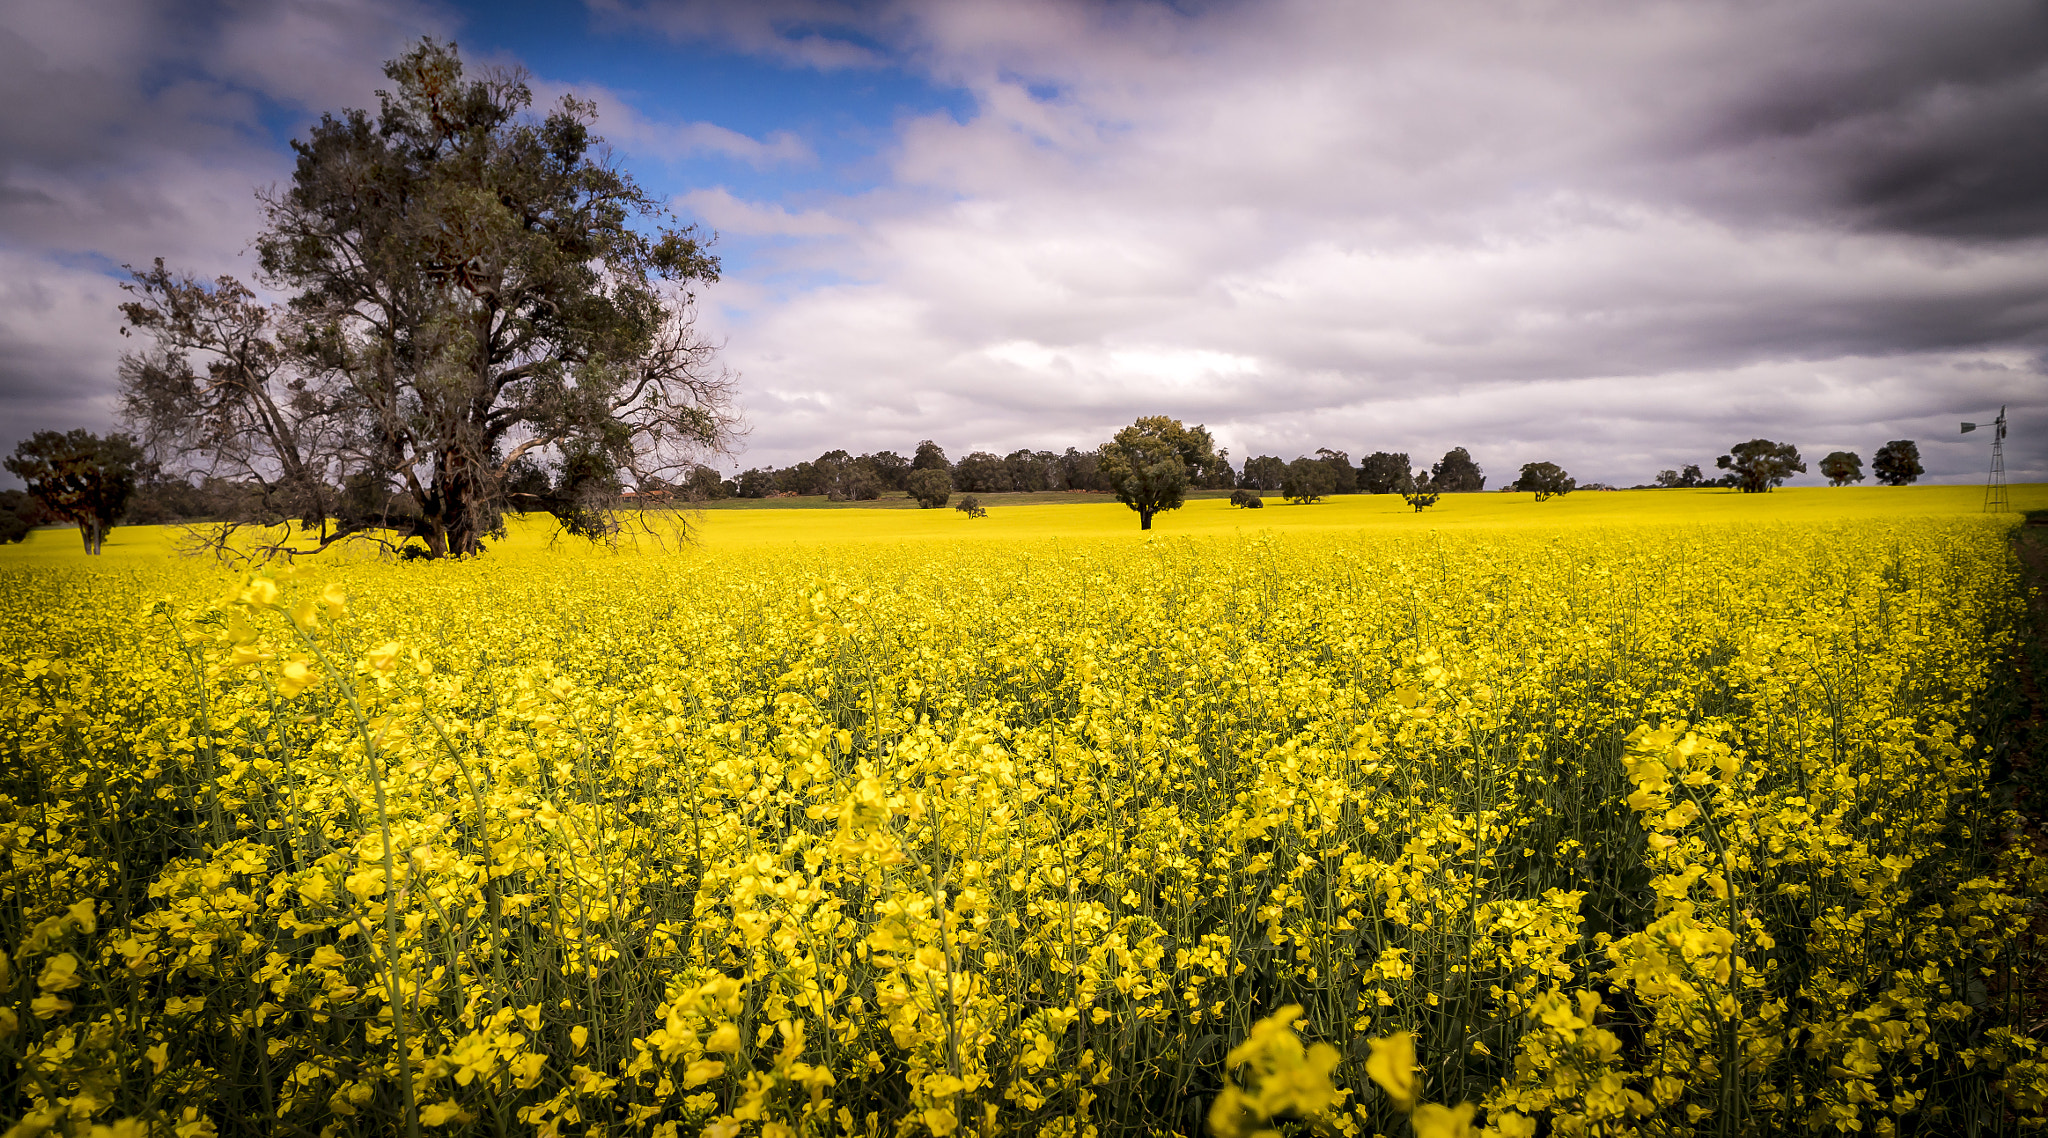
[4,430,144,554]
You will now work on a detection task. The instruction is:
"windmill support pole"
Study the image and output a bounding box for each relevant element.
[1985,406,2009,513]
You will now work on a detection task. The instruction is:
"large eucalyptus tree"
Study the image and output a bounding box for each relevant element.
[121,39,735,558]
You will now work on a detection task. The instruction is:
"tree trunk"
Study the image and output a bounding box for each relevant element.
[1140,511,1153,530]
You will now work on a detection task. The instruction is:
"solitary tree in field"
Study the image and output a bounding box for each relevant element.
[1873,440,1923,486]
[1281,456,1337,503]
[1401,471,1441,512]
[1716,439,1805,493]
[5,430,145,555]
[119,40,735,560]
[1515,461,1576,501]
[1819,451,1864,486]
[1098,417,1202,529]
[1431,447,1486,492]
[1654,464,1709,488]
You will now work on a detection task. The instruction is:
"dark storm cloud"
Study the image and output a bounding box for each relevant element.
[1683,0,2048,240]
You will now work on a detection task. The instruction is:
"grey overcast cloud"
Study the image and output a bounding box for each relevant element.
[2,0,2044,486]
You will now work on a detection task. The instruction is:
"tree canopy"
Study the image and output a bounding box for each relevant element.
[4,430,145,554]
[1654,464,1710,488]
[1819,451,1864,486]
[1717,439,1805,493]
[1098,417,1199,529]
[119,39,735,560]
[1357,452,1410,495]
[907,468,952,509]
[1873,440,1923,486]
[1515,461,1576,501]
[1431,447,1486,492]
[1239,456,1286,493]
[1400,471,1441,512]
[1281,456,1337,503]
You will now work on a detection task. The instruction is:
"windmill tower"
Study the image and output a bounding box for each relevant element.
[1962,406,2009,512]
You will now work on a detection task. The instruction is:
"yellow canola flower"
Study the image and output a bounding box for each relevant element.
[418,1102,471,1127]
[1491,1111,1536,1138]
[240,577,281,608]
[1410,1102,1478,1138]
[705,1022,742,1053]
[1211,1005,1344,1137]
[276,660,315,698]
[37,953,82,992]
[1366,1030,1419,1111]
[30,994,73,1019]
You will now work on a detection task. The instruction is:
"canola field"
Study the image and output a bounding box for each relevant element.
[4,486,2047,1138]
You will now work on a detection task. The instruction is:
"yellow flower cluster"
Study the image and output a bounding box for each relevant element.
[1,514,2041,1136]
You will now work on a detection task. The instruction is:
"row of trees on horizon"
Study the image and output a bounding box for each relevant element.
[0,425,1936,552]
[692,435,1929,503]
[701,439,1482,502]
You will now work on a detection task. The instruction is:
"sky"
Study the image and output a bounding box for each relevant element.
[2,0,2044,489]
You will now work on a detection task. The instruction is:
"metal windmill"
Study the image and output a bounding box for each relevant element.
[1960,406,2008,513]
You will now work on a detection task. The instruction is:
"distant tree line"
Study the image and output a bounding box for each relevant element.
[708,440,1503,506]
[1642,438,1923,493]
[709,442,1174,502]
[1,422,1939,550]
